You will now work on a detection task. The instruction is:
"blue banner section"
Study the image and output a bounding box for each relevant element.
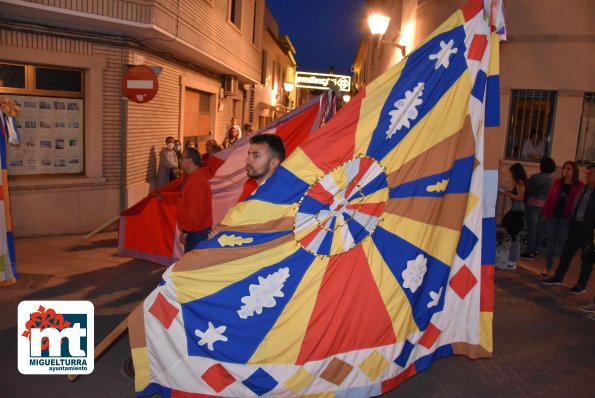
[181,248,315,363]
[298,195,330,215]
[481,217,496,264]
[456,225,479,260]
[471,70,487,102]
[246,166,310,205]
[389,156,474,198]
[366,26,468,161]
[485,75,500,127]
[372,227,450,330]
[413,344,453,372]
[242,368,278,396]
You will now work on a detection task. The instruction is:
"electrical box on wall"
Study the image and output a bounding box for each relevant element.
[224,75,238,96]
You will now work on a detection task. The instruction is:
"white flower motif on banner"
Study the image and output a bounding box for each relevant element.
[195,322,228,351]
[237,267,290,319]
[428,39,458,69]
[401,254,428,293]
[427,287,443,308]
[386,82,425,139]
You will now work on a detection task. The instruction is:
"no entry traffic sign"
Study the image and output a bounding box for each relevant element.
[122,66,159,103]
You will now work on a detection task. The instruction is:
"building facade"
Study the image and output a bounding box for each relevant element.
[0,0,296,236]
[353,0,595,197]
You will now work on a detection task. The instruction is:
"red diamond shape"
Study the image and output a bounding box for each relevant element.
[201,363,236,393]
[468,34,488,61]
[148,292,179,329]
[449,264,478,299]
[418,323,442,349]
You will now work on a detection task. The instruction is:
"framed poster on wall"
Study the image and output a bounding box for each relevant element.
[4,94,83,175]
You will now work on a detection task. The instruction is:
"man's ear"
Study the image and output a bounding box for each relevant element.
[271,158,281,169]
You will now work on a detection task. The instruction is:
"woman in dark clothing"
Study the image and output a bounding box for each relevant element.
[498,163,527,270]
[522,157,556,259]
[541,161,583,276]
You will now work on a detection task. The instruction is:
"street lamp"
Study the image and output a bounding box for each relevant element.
[283,82,294,92]
[368,13,407,57]
[368,14,390,35]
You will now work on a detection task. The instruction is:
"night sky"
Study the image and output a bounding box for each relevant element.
[266,0,365,76]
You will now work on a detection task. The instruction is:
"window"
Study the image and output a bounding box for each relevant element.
[1,62,84,176]
[261,51,267,84]
[0,64,25,89]
[576,92,595,165]
[0,62,83,97]
[252,0,257,44]
[229,0,243,29]
[506,89,557,161]
[272,60,276,88]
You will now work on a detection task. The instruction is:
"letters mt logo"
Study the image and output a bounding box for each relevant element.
[18,301,94,375]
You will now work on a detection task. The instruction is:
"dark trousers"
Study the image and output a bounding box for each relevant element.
[554,220,593,288]
[184,226,211,253]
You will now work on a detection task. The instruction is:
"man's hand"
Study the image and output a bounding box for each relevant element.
[179,232,187,245]
[208,224,221,239]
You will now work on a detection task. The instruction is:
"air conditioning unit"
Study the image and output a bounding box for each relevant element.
[224,75,238,96]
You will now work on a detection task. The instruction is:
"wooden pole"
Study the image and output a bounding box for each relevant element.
[68,215,120,251]
[67,317,129,382]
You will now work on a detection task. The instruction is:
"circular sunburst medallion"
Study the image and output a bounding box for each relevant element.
[294,156,389,256]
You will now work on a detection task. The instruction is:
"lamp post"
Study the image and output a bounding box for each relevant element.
[283,82,294,111]
[367,12,406,57]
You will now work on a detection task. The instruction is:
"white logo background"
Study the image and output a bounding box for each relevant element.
[18,300,94,375]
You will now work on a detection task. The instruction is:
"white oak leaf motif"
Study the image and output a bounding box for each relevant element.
[237,267,290,319]
[386,82,425,139]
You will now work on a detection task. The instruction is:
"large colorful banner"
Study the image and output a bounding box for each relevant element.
[129,0,503,396]
[118,94,330,265]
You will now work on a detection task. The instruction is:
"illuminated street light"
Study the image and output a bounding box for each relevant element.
[283,82,294,92]
[342,94,351,103]
[368,13,406,57]
[368,14,390,35]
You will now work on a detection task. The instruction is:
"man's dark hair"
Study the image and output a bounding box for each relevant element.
[249,134,285,162]
[539,156,556,174]
[587,163,595,171]
[185,147,202,167]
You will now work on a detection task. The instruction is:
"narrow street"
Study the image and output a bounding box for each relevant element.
[1,232,593,397]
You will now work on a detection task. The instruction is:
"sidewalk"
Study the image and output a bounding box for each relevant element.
[1,232,593,397]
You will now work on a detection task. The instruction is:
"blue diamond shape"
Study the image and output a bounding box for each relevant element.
[242,368,278,396]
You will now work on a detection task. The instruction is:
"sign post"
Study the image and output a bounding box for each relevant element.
[122,66,159,103]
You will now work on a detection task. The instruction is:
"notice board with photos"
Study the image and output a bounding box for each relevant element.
[5,95,83,175]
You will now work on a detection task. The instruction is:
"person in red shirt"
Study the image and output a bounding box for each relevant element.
[177,147,212,252]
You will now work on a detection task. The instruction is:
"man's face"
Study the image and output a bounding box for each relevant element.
[246,143,279,183]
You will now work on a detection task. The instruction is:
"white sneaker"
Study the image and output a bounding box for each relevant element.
[496,261,516,270]
[579,304,595,313]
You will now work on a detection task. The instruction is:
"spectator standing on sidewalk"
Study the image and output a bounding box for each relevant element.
[543,163,595,294]
[497,163,527,271]
[521,157,556,260]
[222,125,240,149]
[157,136,179,188]
[177,147,212,253]
[541,161,583,275]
